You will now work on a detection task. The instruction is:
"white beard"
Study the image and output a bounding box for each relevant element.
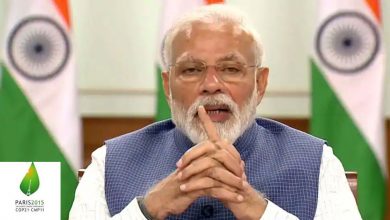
[170,88,258,144]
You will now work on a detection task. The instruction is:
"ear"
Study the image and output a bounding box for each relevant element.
[161,71,171,103]
[255,67,269,104]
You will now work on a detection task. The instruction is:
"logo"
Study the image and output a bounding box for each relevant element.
[7,16,70,81]
[315,11,380,73]
[15,162,45,214]
[0,162,60,219]
[19,162,40,196]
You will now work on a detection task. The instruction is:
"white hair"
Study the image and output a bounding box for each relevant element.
[161,4,264,71]
[170,88,258,144]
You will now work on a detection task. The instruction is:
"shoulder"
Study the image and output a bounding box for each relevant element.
[104,120,177,159]
[256,118,325,144]
[105,119,176,146]
[254,118,326,162]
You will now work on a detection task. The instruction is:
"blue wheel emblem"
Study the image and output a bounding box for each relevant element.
[315,12,379,73]
[7,16,70,80]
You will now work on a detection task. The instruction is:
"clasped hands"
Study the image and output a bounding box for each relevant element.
[144,106,267,220]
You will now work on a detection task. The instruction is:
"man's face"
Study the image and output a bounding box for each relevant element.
[163,22,268,143]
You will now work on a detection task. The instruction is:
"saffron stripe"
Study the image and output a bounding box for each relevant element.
[365,0,381,23]
[205,0,224,5]
[52,0,71,28]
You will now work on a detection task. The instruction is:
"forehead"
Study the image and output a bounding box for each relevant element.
[171,22,256,63]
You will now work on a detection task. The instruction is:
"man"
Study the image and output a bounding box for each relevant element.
[70,4,361,220]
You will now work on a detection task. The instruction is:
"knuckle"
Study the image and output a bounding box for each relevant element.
[235,178,243,187]
[180,170,188,179]
[181,154,189,164]
[209,167,222,180]
[214,142,222,150]
[203,140,212,147]
[217,140,227,148]
[209,157,221,167]
[182,164,194,176]
[201,158,213,170]
[206,167,215,177]
[210,145,218,153]
[210,178,220,187]
[221,138,229,144]
[220,149,230,159]
[208,188,219,198]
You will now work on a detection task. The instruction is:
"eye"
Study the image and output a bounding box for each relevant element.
[219,63,242,74]
[177,62,204,75]
[182,67,203,74]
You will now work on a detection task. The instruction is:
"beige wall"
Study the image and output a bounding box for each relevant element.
[0,0,389,118]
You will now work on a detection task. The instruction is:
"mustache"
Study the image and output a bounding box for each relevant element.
[187,94,238,118]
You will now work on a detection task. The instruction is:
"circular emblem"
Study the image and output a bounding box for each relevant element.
[315,11,379,73]
[7,16,70,80]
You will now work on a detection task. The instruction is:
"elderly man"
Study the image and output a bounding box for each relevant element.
[70,4,361,220]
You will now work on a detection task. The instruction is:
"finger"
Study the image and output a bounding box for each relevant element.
[179,156,221,180]
[242,181,254,195]
[205,166,244,189]
[180,153,242,180]
[205,187,244,203]
[179,175,238,193]
[177,140,216,169]
[180,167,244,192]
[179,176,222,191]
[232,181,257,199]
[179,142,243,176]
[198,106,220,142]
[210,149,243,177]
[213,140,244,177]
[184,187,243,203]
[215,139,241,163]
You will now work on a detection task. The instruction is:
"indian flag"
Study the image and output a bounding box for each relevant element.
[155,0,224,121]
[0,0,81,219]
[311,0,386,219]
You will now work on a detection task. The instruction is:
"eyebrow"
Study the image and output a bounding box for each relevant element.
[174,53,195,63]
[174,52,246,64]
[216,53,246,62]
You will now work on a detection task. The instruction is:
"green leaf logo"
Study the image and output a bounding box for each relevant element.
[20,162,40,196]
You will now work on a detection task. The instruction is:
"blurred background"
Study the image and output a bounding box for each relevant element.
[0,0,389,219]
[1,0,388,162]
[56,1,390,118]
[1,1,388,156]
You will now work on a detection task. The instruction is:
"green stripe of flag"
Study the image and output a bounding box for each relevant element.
[0,64,77,220]
[310,60,385,220]
[156,65,171,121]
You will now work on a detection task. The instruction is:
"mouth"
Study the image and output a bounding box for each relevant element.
[196,104,232,122]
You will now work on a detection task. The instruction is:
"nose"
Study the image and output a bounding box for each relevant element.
[200,66,224,95]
